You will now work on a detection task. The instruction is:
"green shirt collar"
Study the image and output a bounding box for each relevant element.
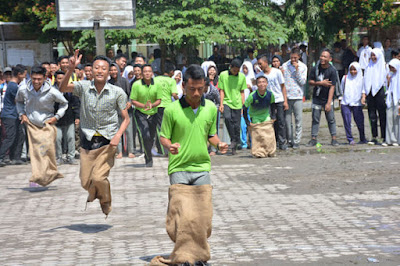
[179,95,206,108]
[141,78,155,86]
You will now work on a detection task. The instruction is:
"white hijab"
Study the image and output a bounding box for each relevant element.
[122,65,135,84]
[343,62,363,106]
[387,58,400,107]
[240,61,255,86]
[201,61,216,76]
[172,70,183,100]
[363,48,387,96]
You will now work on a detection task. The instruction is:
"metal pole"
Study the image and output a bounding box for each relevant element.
[94,21,105,56]
[0,24,7,67]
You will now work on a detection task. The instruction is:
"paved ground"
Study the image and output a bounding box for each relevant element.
[0,108,399,265]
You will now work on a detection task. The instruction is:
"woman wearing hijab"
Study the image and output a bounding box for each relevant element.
[383,58,400,146]
[207,65,219,89]
[362,48,387,145]
[340,62,367,145]
[122,65,135,87]
[172,70,183,101]
[239,61,256,148]
[109,63,135,158]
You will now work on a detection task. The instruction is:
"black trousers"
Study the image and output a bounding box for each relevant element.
[155,107,165,155]
[272,102,287,146]
[367,87,386,140]
[223,104,241,147]
[134,110,158,163]
[80,133,110,151]
[0,118,24,160]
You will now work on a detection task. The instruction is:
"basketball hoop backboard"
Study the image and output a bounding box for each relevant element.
[56,0,136,30]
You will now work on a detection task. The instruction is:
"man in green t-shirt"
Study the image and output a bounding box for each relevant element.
[219,58,247,155]
[154,60,178,155]
[243,74,276,125]
[160,65,228,179]
[159,65,228,265]
[130,64,161,167]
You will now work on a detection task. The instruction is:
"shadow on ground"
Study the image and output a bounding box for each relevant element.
[44,224,112,234]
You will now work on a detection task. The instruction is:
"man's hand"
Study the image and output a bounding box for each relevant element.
[218,142,229,154]
[75,119,80,126]
[144,100,152,111]
[20,114,28,124]
[283,101,289,111]
[219,105,224,113]
[110,134,121,147]
[126,101,132,110]
[292,61,299,70]
[169,143,180,155]
[361,95,366,105]
[320,79,332,87]
[325,102,332,112]
[46,117,58,125]
[69,49,82,70]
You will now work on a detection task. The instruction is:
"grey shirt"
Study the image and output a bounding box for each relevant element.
[73,80,127,141]
[16,80,68,127]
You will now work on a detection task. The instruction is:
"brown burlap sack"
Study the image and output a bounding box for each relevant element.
[80,144,117,216]
[250,120,276,158]
[26,121,63,186]
[150,184,213,266]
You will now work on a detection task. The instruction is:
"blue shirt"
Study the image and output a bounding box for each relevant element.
[1,82,19,119]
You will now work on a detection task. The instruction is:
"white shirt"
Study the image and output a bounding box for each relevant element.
[357,45,372,70]
[263,68,285,103]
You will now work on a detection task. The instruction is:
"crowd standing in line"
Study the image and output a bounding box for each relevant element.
[0,37,399,265]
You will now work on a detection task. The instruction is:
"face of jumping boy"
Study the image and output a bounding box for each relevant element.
[256,77,268,95]
[92,60,109,83]
[184,78,205,105]
[31,73,45,91]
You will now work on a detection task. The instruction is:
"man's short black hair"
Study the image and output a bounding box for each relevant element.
[333,42,341,49]
[255,73,268,82]
[12,65,26,77]
[247,48,254,54]
[31,65,47,76]
[84,63,93,68]
[230,58,242,68]
[291,48,301,56]
[136,54,146,61]
[164,60,176,74]
[257,54,269,63]
[133,64,142,69]
[115,53,127,61]
[321,48,332,57]
[131,51,138,58]
[391,49,399,57]
[41,61,50,66]
[93,55,111,67]
[183,64,205,83]
[57,55,69,63]
[54,70,65,78]
[362,35,369,40]
[50,61,58,65]
[141,64,152,71]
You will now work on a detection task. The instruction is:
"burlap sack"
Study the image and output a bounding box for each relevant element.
[80,144,117,216]
[26,121,63,186]
[150,184,213,266]
[250,120,276,158]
